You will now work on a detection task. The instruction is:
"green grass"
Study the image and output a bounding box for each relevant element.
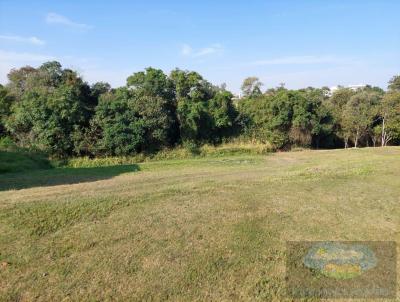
[1,147,399,301]
[66,142,273,168]
[0,149,52,174]
[0,142,272,173]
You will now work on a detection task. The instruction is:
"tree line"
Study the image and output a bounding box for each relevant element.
[0,61,399,157]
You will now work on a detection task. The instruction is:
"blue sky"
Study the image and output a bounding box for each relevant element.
[0,0,399,93]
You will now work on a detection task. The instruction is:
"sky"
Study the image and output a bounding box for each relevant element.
[0,0,399,93]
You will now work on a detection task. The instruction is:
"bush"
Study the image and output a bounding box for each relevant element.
[0,136,16,150]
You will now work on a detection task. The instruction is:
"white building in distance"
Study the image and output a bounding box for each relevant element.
[327,84,366,96]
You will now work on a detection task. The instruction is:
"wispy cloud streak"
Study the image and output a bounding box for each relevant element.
[181,43,223,57]
[45,13,93,30]
[0,35,45,45]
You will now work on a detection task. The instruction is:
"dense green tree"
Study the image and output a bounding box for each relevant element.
[7,66,38,98]
[91,88,145,156]
[90,82,111,106]
[1,62,400,157]
[176,90,212,144]
[378,91,400,146]
[132,94,177,151]
[237,89,333,148]
[170,69,216,144]
[7,84,88,156]
[37,61,63,87]
[128,68,179,149]
[342,91,381,148]
[0,85,13,137]
[5,62,93,156]
[127,67,174,99]
[208,91,238,141]
[170,69,210,100]
[388,75,400,92]
[327,88,356,147]
[241,77,263,98]
[294,88,334,148]
[236,94,267,143]
[175,88,237,145]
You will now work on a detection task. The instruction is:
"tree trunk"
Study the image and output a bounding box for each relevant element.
[381,117,385,147]
[354,130,359,148]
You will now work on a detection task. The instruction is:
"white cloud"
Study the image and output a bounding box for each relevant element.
[181,43,223,57]
[45,12,92,30]
[0,35,45,45]
[251,55,340,66]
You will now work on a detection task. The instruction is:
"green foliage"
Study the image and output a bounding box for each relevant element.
[5,62,94,157]
[379,92,400,145]
[1,61,400,156]
[0,136,15,149]
[237,89,333,148]
[7,83,88,156]
[170,69,208,99]
[208,91,238,141]
[342,91,381,147]
[241,77,263,98]
[171,69,235,144]
[90,81,111,100]
[127,67,174,99]
[388,75,400,92]
[0,84,13,136]
[326,88,356,146]
[128,68,179,149]
[92,88,145,156]
[177,96,211,143]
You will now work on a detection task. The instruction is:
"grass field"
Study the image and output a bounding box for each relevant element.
[1,147,400,301]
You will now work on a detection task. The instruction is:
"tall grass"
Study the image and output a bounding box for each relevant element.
[66,142,274,168]
[0,135,274,171]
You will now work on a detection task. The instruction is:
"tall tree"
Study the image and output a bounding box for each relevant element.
[127,68,179,149]
[208,91,238,142]
[388,75,400,92]
[327,88,356,148]
[170,69,216,144]
[92,88,145,155]
[7,66,37,98]
[378,92,400,146]
[5,62,93,156]
[90,82,111,105]
[241,77,263,98]
[0,85,13,137]
[342,91,380,148]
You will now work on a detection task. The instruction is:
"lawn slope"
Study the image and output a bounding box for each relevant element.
[0,147,399,301]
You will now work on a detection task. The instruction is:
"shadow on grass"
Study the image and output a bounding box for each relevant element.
[0,164,140,191]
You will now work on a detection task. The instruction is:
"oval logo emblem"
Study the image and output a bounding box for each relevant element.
[303,242,377,279]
